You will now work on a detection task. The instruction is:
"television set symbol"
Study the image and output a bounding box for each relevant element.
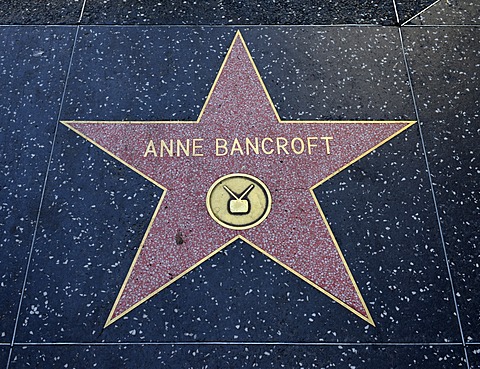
[206,173,271,230]
[223,184,255,214]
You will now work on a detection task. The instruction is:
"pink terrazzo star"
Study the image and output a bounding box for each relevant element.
[62,31,415,327]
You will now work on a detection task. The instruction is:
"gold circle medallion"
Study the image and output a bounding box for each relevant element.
[206,173,272,230]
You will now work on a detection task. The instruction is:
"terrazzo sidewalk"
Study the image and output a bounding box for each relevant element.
[0,1,479,368]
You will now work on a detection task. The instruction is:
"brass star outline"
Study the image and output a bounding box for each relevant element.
[62,31,416,327]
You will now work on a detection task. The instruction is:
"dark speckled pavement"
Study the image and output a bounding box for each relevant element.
[0,1,479,368]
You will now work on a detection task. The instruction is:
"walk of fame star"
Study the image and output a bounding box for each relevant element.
[61,31,415,327]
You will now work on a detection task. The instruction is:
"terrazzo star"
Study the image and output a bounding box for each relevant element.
[62,31,415,327]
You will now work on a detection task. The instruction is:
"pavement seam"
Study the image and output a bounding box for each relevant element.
[401,0,442,26]
[0,23,397,28]
[392,0,401,24]
[397,26,470,369]
[5,25,81,369]
[79,0,87,24]
[9,342,468,346]
[403,24,480,27]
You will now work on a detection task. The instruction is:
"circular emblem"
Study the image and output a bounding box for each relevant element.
[206,173,272,230]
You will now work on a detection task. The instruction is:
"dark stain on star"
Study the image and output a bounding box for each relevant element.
[175,229,185,245]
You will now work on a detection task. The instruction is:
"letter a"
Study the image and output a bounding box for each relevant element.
[144,140,158,157]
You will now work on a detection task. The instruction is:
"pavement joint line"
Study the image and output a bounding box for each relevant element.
[76,23,391,27]
[401,0,441,26]
[398,26,471,369]
[78,0,87,23]
[5,25,82,369]
[0,24,477,28]
[9,342,468,347]
[0,24,77,28]
[392,0,400,25]
[403,24,480,27]
[0,23,399,28]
